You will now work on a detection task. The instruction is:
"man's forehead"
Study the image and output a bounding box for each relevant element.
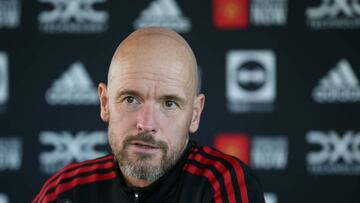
[112,79,189,102]
[112,70,191,89]
[109,67,196,97]
[109,48,194,85]
[113,69,180,79]
[108,27,198,95]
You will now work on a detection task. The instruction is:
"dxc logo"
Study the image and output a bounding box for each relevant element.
[307,0,360,19]
[39,131,108,174]
[307,131,360,164]
[38,0,108,33]
[39,0,107,23]
[306,131,360,175]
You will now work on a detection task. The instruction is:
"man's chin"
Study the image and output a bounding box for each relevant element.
[121,161,164,181]
[130,158,162,168]
[119,153,163,171]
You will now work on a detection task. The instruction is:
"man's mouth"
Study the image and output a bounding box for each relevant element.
[121,133,168,155]
[130,141,160,151]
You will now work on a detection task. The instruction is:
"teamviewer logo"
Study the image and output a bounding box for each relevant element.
[226,50,276,113]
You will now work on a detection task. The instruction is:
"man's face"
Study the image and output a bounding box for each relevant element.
[99,35,204,182]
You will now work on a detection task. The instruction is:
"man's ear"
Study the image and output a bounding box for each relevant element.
[189,94,205,133]
[98,83,109,122]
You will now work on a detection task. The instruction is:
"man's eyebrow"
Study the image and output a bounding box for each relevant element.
[115,90,186,104]
[115,89,142,99]
[161,94,186,104]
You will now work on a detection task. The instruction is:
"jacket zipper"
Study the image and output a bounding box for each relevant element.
[134,192,139,203]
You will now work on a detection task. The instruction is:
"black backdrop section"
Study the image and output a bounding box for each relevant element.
[1,0,360,202]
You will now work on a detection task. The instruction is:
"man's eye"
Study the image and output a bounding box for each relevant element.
[124,96,137,104]
[165,100,178,109]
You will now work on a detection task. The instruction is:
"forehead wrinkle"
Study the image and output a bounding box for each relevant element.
[109,64,197,98]
[115,71,184,84]
[111,71,189,98]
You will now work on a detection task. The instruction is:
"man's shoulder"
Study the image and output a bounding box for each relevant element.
[32,154,117,203]
[183,143,265,203]
[185,144,250,175]
[45,154,117,184]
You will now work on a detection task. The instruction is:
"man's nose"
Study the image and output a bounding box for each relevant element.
[136,103,158,133]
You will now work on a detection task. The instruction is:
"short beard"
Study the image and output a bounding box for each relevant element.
[112,133,183,182]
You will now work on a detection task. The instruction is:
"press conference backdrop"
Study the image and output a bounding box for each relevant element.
[1,0,360,202]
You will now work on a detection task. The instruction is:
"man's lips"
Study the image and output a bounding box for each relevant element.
[130,141,160,150]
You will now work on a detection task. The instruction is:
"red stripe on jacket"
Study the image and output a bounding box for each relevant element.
[188,151,237,203]
[183,163,224,203]
[203,146,249,203]
[33,155,114,203]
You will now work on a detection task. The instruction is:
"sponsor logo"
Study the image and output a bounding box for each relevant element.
[306,0,360,29]
[251,136,288,170]
[38,0,108,33]
[0,137,22,171]
[134,0,191,33]
[39,131,108,174]
[213,0,287,29]
[0,52,8,111]
[0,193,9,203]
[313,59,360,103]
[214,133,288,170]
[213,133,250,164]
[45,61,99,105]
[213,0,249,29]
[306,131,360,175]
[250,0,287,26]
[0,0,21,29]
[264,193,278,203]
[226,50,276,113]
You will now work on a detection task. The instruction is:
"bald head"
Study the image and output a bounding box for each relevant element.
[108,27,199,95]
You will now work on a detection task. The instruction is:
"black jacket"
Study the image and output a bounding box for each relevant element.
[33,141,265,203]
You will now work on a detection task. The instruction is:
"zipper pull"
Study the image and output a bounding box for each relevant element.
[134,192,139,203]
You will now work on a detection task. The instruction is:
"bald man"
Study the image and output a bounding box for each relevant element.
[33,27,265,203]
